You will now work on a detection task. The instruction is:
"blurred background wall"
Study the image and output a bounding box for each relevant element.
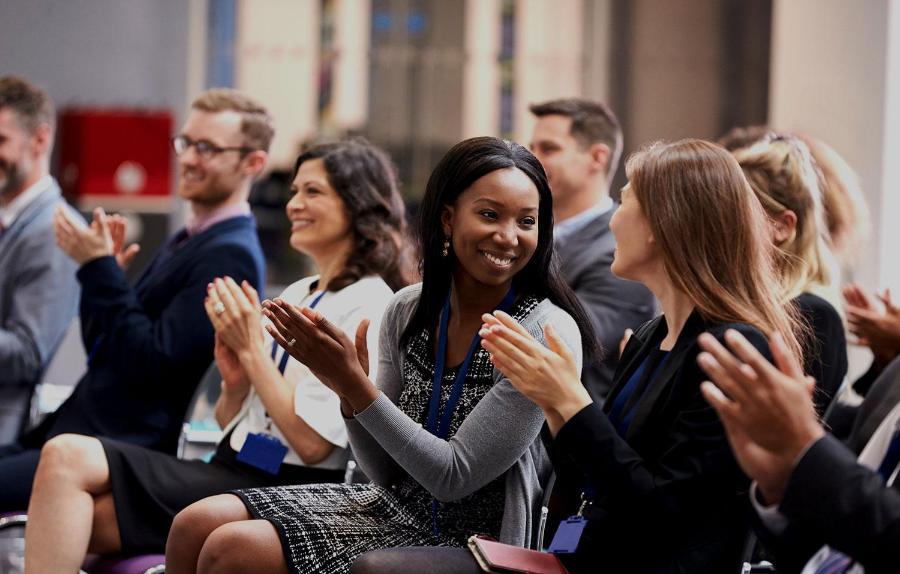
[1,0,897,296]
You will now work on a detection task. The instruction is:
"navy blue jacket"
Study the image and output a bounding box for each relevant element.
[26,215,265,454]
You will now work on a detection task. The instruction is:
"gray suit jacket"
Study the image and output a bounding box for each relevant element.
[554,205,656,402]
[0,180,80,433]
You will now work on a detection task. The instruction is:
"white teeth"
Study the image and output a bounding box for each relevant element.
[482,252,513,266]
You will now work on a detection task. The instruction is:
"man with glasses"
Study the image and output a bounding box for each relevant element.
[0,89,269,510]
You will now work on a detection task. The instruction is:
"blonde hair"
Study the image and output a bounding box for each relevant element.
[626,139,805,362]
[732,135,832,299]
[191,88,275,152]
[798,134,870,267]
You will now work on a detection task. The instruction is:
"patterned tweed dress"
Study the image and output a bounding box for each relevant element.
[233,296,540,574]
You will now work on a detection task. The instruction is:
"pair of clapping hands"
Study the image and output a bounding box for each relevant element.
[480,313,824,506]
[203,277,372,405]
[844,283,900,368]
[54,206,141,268]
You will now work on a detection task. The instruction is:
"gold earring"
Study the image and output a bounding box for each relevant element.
[442,236,450,257]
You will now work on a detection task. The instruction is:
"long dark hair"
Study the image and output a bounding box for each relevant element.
[400,136,598,360]
[295,137,413,292]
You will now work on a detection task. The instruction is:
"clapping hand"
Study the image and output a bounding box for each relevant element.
[844,283,900,367]
[54,206,115,265]
[697,330,825,505]
[479,310,590,435]
[262,298,376,411]
[204,277,267,357]
[108,214,141,269]
[214,332,251,397]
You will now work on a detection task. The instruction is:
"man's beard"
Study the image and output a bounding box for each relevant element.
[0,160,25,199]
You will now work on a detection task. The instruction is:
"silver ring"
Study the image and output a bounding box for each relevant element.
[213,302,226,315]
[287,338,297,347]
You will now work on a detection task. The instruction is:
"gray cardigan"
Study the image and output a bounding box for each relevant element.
[347,283,583,547]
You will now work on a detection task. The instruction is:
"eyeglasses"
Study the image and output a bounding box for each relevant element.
[171,135,255,160]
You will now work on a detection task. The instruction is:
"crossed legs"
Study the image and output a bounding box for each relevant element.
[24,434,121,574]
[166,493,289,574]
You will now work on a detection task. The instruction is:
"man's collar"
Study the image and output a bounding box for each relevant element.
[554,195,614,241]
[185,201,251,236]
[0,175,55,229]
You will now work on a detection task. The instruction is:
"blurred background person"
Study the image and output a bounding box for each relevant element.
[0,76,80,443]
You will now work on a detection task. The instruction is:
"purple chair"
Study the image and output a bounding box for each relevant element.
[0,512,165,573]
[82,554,165,574]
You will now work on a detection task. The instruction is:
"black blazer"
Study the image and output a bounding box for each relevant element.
[793,292,847,414]
[547,310,770,574]
[23,216,265,454]
[554,206,656,402]
[758,434,900,574]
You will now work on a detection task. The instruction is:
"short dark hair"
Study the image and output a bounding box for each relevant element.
[401,136,599,361]
[294,137,412,292]
[192,88,275,152]
[0,76,55,133]
[529,98,623,179]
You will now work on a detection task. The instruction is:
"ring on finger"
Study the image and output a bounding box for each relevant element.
[214,302,226,315]
[287,338,297,347]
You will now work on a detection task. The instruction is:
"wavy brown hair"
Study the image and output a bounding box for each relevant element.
[625,139,805,361]
[295,138,413,292]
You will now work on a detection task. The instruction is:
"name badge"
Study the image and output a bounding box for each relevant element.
[547,516,588,554]
[236,432,288,475]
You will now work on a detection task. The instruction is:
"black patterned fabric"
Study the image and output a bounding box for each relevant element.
[234,296,540,574]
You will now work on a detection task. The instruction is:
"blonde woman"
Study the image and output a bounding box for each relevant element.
[732,134,847,411]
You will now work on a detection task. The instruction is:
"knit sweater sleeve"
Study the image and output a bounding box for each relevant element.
[349,294,582,502]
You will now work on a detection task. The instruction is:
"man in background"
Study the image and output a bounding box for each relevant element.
[530,98,656,402]
[0,76,80,442]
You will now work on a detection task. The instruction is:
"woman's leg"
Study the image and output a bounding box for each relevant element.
[166,493,255,574]
[197,520,289,574]
[87,493,122,554]
[24,434,116,574]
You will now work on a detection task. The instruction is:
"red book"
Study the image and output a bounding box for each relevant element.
[467,535,569,574]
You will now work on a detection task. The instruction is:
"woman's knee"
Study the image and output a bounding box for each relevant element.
[169,494,250,547]
[197,520,286,574]
[36,434,108,488]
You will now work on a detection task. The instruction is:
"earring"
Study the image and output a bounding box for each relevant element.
[441,236,451,257]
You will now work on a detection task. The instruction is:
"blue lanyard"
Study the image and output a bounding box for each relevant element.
[427,286,517,536]
[270,289,326,374]
[426,287,517,438]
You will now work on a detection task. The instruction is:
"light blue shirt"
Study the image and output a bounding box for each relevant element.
[553,196,614,244]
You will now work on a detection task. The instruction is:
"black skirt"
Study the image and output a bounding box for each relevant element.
[100,432,345,553]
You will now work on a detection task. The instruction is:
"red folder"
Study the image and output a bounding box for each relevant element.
[467,535,569,574]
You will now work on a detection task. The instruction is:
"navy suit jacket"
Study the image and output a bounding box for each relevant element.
[24,215,265,454]
[548,311,769,574]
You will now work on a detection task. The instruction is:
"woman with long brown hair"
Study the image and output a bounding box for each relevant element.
[352,139,805,574]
